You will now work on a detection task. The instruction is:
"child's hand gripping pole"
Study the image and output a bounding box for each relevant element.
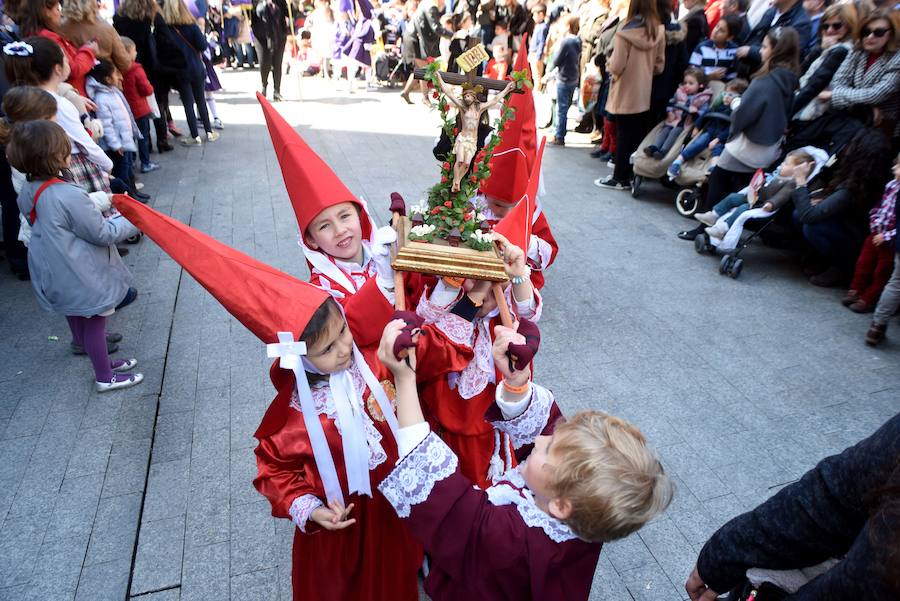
[491,231,532,328]
[389,192,407,311]
[377,317,426,428]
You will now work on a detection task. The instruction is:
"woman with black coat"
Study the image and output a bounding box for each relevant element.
[114,0,175,152]
[787,3,855,152]
[162,0,218,145]
[792,129,892,287]
[686,412,900,601]
[679,27,799,240]
[649,0,688,125]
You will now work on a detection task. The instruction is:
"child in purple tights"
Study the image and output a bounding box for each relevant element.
[9,120,144,392]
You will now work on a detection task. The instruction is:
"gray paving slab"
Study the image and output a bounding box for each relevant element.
[0,68,898,601]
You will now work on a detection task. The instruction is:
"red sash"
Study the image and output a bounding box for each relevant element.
[28,177,64,224]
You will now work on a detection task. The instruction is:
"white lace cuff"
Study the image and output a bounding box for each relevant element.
[527,235,553,270]
[491,383,553,450]
[378,432,458,518]
[289,494,324,533]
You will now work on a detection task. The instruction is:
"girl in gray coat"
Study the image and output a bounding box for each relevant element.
[9,120,144,392]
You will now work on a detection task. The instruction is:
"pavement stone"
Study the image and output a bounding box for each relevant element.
[0,68,898,601]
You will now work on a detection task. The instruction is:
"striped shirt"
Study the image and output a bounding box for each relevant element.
[690,39,738,80]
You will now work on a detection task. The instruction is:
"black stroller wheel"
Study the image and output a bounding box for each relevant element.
[676,189,700,217]
[729,258,744,279]
[719,255,732,275]
[631,176,643,198]
[694,233,709,254]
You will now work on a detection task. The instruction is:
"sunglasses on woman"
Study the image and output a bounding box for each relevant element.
[822,22,844,32]
[862,27,890,38]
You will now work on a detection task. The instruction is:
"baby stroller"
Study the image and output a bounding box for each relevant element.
[631,81,725,199]
[672,111,733,217]
[693,146,831,279]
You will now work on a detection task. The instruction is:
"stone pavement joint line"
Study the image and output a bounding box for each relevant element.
[0,70,897,601]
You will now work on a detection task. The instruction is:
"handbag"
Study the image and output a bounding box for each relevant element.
[146,92,161,119]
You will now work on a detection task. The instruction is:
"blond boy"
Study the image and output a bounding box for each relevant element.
[377,321,674,600]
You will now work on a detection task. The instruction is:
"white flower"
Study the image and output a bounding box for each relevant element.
[410,203,427,215]
[476,212,486,222]
[471,230,494,244]
[3,42,33,57]
[410,224,436,237]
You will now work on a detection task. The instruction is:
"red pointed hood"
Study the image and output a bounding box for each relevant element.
[480,34,538,204]
[112,194,329,343]
[493,137,545,253]
[257,92,372,240]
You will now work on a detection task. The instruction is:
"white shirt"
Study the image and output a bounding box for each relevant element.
[50,91,114,174]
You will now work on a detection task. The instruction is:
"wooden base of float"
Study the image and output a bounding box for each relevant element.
[391,216,508,282]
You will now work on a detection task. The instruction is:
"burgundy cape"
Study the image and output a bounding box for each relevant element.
[378,384,603,600]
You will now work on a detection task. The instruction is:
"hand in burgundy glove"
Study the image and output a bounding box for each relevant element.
[391,310,424,360]
[507,319,540,371]
[389,192,406,216]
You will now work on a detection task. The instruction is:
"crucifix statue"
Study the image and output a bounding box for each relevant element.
[415,37,519,193]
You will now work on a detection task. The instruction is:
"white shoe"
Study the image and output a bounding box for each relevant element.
[135,182,145,190]
[694,211,719,226]
[111,358,138,372]
[180,136,202,146]
[206,131,220,142]
[213,118,224,130]
[705,222,729,239]
[95,372,144,392]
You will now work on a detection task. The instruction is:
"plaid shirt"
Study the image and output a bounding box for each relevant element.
[870,179,898,242]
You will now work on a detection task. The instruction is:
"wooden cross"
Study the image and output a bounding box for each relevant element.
[413,36,523,94]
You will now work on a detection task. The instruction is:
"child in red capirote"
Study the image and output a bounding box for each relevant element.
[119,37,159,175]
[257,94,426,347]
[113,194,478,601]
[376,318,674,601]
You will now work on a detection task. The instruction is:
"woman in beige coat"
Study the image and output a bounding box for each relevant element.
[596,0,665,189]
[58,0,133,75]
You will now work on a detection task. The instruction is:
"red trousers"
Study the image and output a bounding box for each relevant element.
[600,117,617,153]
[850,233,896,304]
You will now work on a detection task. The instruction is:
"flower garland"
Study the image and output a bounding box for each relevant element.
[408,60,532,252]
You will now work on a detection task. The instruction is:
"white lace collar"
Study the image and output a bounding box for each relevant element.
[289,365,387,470]
[486,466,580,543]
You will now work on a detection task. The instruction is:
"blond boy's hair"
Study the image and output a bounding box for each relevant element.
[120,36,136,51]
[548,411,673,542]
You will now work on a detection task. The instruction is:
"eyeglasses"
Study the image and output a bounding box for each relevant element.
[822,22,844,31]
[861,27,890,38]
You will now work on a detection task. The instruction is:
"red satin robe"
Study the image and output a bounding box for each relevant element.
[377,385,603,600]
[482,210,559,290]
[415,290,542,489]
[308,260,428,350]
[253,332,471,601]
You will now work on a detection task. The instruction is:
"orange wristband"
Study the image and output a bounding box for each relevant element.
[502,380,530,395]
[442,276,465,289]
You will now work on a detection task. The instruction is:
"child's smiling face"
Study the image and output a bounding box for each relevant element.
[304,202,364,264]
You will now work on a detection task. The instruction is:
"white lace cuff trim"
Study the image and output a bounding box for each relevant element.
[378,432,458,518]
[289,494,323,533]
[527,235,553,271]
[491,383,553,450]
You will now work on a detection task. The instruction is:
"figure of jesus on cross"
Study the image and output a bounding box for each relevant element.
[435,73,516,193]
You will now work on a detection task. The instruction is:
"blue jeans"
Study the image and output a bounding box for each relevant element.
[110,150,133,184]
[135,116,151,168]
[794,213,865,270]
[555,82,577,141]
[713,192,750,227]
[652,124,683,154]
